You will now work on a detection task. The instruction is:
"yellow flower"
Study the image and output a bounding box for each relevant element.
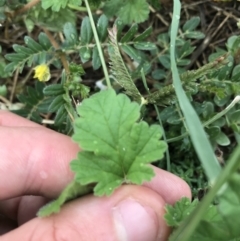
[33,64,51,82]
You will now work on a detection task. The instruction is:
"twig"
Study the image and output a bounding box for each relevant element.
[11,0,41,17]
[149,5,169,27]
[42,28,70,74]
[0,95,11,105]
[10,68,19,102]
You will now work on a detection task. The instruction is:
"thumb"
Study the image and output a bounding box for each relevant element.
[1,185,170,241]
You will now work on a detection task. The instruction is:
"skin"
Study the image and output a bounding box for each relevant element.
[0,110,191,241]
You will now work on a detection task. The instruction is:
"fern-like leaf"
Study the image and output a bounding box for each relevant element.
[5,33,53,73]
[12,82,50,123]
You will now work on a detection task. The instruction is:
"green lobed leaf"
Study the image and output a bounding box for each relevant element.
[118,0,150,24]
[165,197,198,227]
[102,0,122,18]
[41,0,82,12]
[29,4,76,32]
[166,197,234,241]
[190,179,240,241]
[103,0,149,24]
[70,89,167,196]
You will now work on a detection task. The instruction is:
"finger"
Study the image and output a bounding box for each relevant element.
[0,196,49,225]
[0,111,191,211]
[0,126,80,200]
[0,215,17,235]
[0,171,191,228]
[0,169,190,227]
[0,111,41,127]
[145,166,192,204]
[0,123,190,203]
[1,185,171,241]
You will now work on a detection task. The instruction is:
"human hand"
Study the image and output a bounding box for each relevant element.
[0,111,191,241]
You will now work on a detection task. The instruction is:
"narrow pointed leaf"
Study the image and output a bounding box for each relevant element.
[96,14,109,42]
[120,24,138,43]
[80,17,93,44]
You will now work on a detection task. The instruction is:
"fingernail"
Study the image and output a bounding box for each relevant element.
[113,199,159,241]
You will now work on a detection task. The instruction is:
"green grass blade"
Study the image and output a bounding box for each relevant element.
[170,0,221,183]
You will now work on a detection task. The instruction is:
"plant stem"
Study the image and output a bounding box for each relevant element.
[141,69,171,171]
[42,28,70,74]
[11,0,41,17]
[84,0,111,89]
[68,4,87,12]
